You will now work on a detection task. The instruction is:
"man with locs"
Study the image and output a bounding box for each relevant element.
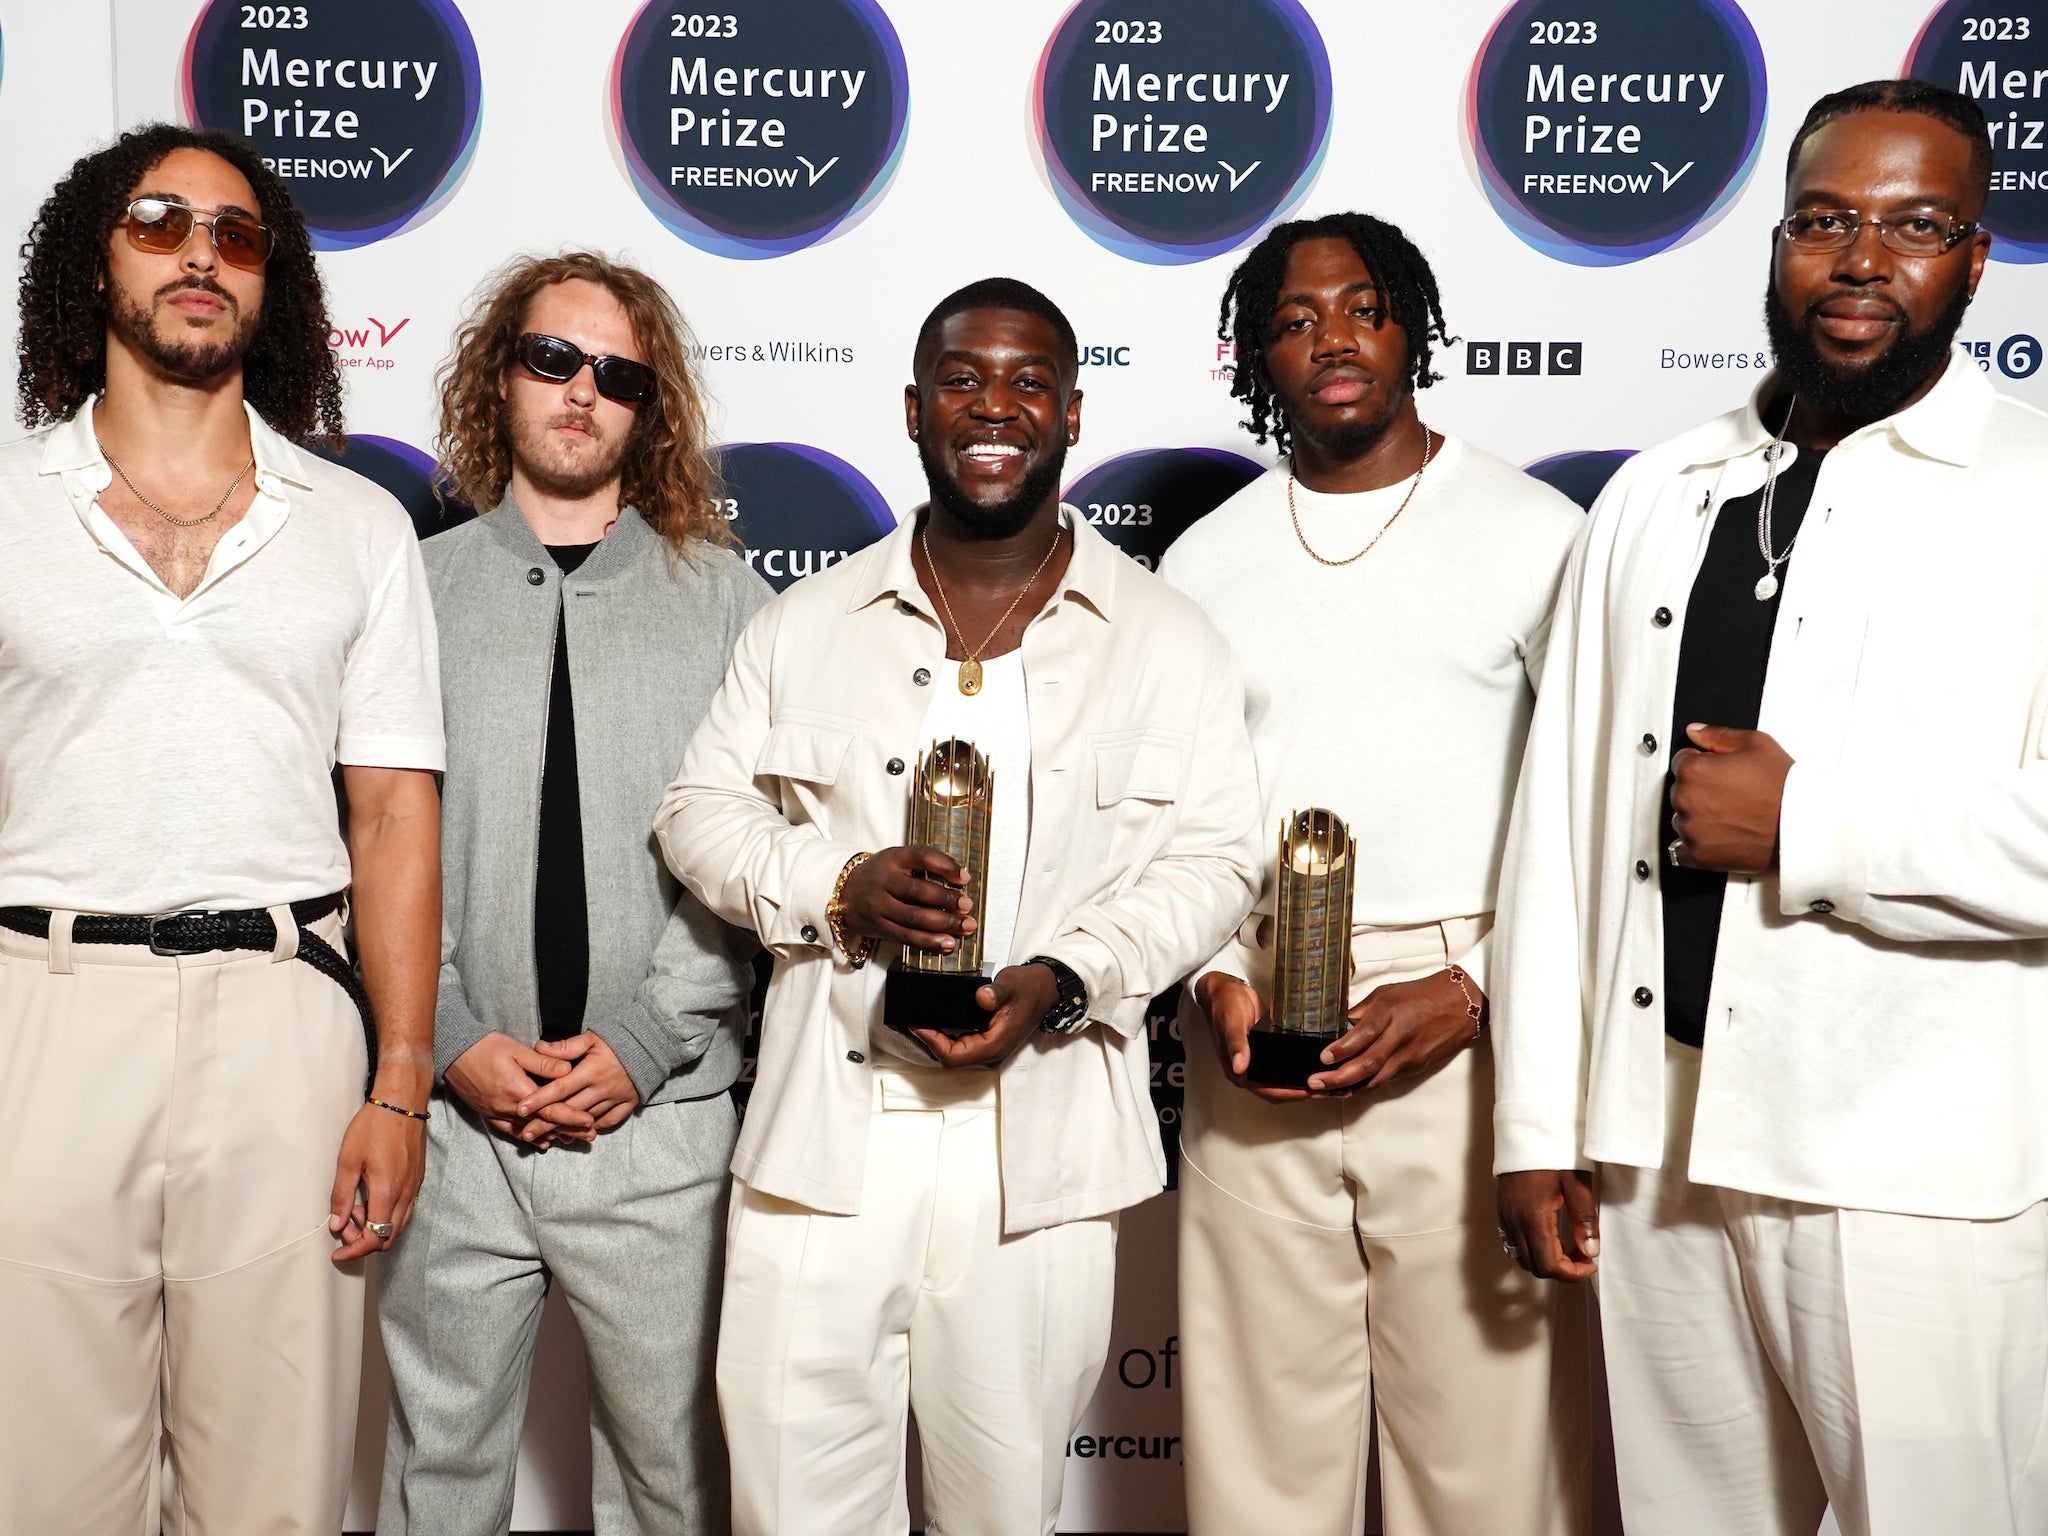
[658,277,1262,1536]
[375,254,767,1534]
[1161,213,1587,1536]
[0,125,442,1533]
[1494,80,2048,1532]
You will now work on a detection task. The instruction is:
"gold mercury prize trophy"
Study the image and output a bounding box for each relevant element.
[883,737,998,1037]
[1245,807,1357,1086]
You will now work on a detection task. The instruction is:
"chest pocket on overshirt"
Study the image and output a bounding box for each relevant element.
[756,715,857,823]
[1091,730,1187,887]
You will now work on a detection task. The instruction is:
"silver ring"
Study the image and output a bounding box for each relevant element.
[1497,1228,1518,1258]
[1667,837,1684,868]
[366,1220,394,1240]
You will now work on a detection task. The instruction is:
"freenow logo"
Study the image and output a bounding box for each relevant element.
[1033,0,1331,265]
[1525,448,1634,511]
[1063,447,1262,570]
[328,313,411,374]
[183,0,481,251]
[610,0,909,259]
[308,434,472,540]
[1910,3,2048,262]
[1464,0,1766,265]
[717,442,893,589]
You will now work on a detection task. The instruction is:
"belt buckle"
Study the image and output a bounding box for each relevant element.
[148,910,218,956]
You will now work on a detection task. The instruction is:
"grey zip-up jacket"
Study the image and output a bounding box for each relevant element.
[426,499,772,1104]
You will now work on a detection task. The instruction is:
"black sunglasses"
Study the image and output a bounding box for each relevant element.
[515,332,656,404]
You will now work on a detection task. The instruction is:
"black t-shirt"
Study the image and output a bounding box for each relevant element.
[1659,436,1826,1048]
[535,541,599,1042]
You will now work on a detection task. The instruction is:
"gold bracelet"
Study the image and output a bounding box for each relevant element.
[827,851,878,969]
[1447,964,1484,1039]
[367,1097,430,1122]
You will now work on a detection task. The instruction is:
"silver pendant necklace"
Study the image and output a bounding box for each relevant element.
[1752,395,1797,602]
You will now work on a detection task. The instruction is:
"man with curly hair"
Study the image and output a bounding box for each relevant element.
[375,253,769,1536]
[0,126,443,1534]
[1160,213,1588,1536]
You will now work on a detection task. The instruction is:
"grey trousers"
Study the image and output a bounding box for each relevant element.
[375,1091,737,1536]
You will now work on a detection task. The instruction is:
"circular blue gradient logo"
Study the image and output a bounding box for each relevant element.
[1525,448,1634,511]
[717,442,893,589]
[1034,0,1331,266]
[1908,2,2048,263]
[307,434,472,540]
[1465,0,1766,266]
[183,0,481,251]
[1064,447,1263,568]
[610,0,909,259]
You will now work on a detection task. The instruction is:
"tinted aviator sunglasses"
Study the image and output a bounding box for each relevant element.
[516,332,657,405]
[122,198,273,271]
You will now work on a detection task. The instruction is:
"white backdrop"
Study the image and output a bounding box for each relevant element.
[4,0,2043,1529]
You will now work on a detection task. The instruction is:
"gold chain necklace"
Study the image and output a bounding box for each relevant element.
[99,440,255,529]
[1287,429,1437,567]
[919,522,1064,696]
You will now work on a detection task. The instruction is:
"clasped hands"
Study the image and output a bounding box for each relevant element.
[1666,724,1793,873]
[836,844,1060,1066]
[446,1030,640,1151]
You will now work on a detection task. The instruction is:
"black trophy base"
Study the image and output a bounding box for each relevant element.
[885,966,992,1038]
[1245,1027,1338,1088]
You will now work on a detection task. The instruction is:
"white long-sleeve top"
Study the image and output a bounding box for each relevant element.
[1160,437,1582,987]
[1492,350,2048,1219]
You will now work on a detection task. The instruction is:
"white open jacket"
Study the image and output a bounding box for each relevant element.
[1492,350,2048,1218]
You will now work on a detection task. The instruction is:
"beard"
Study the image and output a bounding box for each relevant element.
[1286,393,1404,463]
[1764,273,1973,422]
[510,405,631,501]
[918,433,1068,540]
[108,277,258,383]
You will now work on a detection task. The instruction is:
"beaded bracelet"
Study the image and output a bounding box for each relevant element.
[368,1097,431,1122]
[1447,964,1485,1039]
[827,851,878,969]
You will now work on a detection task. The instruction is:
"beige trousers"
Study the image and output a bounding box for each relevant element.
[1600,1041,2048,1536]
[717,1065,1118,1536]
[1179,917,1589,1536]
[0,912,367,1536]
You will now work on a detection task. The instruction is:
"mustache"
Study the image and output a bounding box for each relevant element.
[548,409,601,439]
[1802,292,1905,326]
[154,275,237,312]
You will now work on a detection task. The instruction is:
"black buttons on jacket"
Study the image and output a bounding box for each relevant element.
[886,758,905,775]
[526,567,546,586]
[847,1050,866,1064]
[1633,986,1654,1008]
[1641,733,1659,755]
[1634,860,1651,881]
[900,599,915,614]
[1810,899,1835,915]
[1653,607,1673,628]
[800,924,819,943]
[913,668,931,687]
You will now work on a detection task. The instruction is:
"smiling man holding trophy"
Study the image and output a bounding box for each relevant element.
[1160,214,1589,1536]
[657,277,1262,1536]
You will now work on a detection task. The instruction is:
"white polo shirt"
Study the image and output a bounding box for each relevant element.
[0,400,444,914]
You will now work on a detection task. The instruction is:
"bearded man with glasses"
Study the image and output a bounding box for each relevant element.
[0,125,444,1534]
[1493,79,2048,1534]
[374,252,769,1536]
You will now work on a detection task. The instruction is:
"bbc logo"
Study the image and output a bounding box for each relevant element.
[1466,341,1582,376]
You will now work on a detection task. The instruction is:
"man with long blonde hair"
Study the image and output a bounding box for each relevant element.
[376,251,769,1536]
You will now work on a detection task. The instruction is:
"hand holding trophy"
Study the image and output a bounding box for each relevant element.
[1246,808,1357,1088]
[884,738,998,1038]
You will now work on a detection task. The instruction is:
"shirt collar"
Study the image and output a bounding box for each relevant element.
[480,492,658,578]
[1679,344,1992,470]
[39,394,319,490]
[846,503,1120,623]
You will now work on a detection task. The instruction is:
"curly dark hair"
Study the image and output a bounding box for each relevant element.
[1217,212,1454,456]
[17,123,344,444]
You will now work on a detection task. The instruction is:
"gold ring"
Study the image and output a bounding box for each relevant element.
[366,1220,394,1240]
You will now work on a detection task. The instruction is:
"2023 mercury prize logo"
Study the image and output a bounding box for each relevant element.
[1063,448,1262,569]
[1465,0,1766,265]
[610,0,909,259]
[1909,3,2048,262]
[183,0,481,250]
[716,442,893,589]
[1033,0,1331,265]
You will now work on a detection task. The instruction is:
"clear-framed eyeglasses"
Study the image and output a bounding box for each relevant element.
[1776,209,1980,257]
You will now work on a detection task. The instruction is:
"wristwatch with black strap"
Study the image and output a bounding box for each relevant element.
[1027,954,1089,1034]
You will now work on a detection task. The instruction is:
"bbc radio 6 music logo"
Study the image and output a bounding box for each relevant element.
[716,442,893,589]
[183,0,481,250]
[1466,339,1583,375]
[1033,0,1331,265]
[1464,0,1766,265]
[611,0,909,259]
[1909,2,2048,262]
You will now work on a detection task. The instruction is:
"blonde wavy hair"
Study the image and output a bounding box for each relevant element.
[435,251,730,556]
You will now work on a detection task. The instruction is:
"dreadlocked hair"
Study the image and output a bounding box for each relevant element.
[434,251,730,562]
[1217,212,1454,457]
[17,122,344,445]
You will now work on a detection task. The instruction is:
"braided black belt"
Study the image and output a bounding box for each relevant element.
[0,893,377,1075]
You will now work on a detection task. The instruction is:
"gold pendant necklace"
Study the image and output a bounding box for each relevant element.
[920,522,1064,696]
